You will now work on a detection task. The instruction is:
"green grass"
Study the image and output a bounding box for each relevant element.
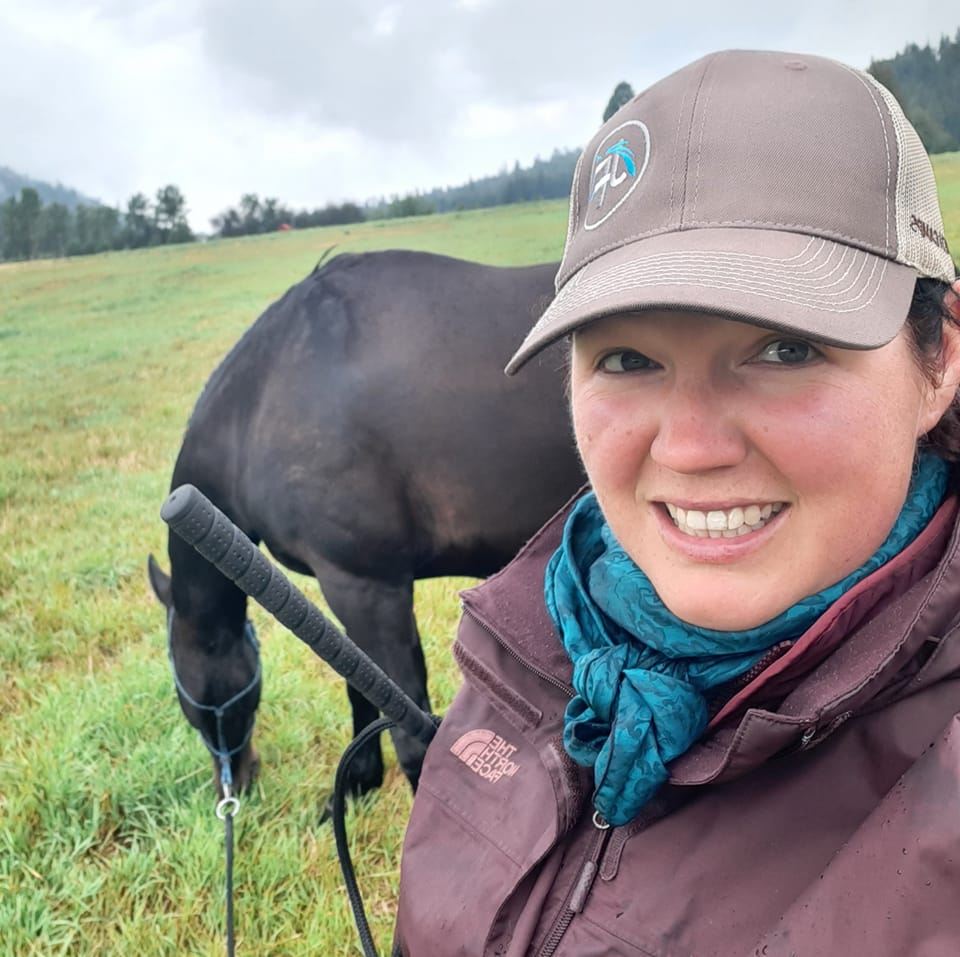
[0,200,568,956]
[1,156,958,955]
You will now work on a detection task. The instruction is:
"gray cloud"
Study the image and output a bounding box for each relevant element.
[0,0,956,228]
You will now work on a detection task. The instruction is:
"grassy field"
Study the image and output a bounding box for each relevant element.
[2,155,959,956]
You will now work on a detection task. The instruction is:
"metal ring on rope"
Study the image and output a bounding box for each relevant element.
[216,795,241,820]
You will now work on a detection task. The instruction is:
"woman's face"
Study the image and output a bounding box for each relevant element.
[570,310,955,631]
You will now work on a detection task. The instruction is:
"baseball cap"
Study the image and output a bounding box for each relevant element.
[505,50,956,375]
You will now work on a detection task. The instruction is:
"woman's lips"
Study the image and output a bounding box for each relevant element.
[653,500,790,561]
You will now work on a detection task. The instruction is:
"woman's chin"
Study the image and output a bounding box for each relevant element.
[653,586,788,633]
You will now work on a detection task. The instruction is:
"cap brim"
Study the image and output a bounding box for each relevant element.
[505,228,918,374]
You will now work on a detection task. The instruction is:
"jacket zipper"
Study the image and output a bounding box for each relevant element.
[535,813,612,957]
[463,606,575,699]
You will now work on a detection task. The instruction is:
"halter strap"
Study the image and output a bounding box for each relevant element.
[166,606,262,791]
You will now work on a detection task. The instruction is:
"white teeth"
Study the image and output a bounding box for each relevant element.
[706,510,726,531]
[686,510,706,531]
[664,501,787,539]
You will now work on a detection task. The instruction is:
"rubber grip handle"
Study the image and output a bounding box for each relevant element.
[161,483,438,747]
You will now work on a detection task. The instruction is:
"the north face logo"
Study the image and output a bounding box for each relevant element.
[450,729,521,782]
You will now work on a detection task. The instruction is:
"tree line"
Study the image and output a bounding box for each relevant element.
[3,39,957,264]
[0,185,192,262]
[204,148,583,239]
[868,29,960,153]
[210,194,365,237]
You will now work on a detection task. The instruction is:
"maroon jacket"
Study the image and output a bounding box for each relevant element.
[396,492,960,956]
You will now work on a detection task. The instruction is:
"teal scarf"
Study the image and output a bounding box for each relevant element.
[545,453,948,826]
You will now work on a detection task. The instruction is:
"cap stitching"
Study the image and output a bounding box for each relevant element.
[545,244,886,309]
[838,63,892,253]
[549,260,879,307]
[547,255,888,313]
[551,245,880,298]
[559,221,897,285]
[690,58,717,224]
[669,80,692,220]
[678,55,713,229]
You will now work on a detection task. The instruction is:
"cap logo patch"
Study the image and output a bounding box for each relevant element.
[584,119,650,231]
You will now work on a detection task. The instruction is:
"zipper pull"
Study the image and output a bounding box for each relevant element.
[568,813,612,913]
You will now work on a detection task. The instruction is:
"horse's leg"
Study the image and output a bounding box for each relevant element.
[314,563,431,796]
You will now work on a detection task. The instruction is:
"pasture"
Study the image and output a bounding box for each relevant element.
[2,155,959,955]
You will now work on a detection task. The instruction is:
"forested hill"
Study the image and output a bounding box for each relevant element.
[0,165,99,209]
[869,30,960,153]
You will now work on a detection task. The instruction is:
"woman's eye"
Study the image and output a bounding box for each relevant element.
[598,350,659,373]
[754,339,821,365]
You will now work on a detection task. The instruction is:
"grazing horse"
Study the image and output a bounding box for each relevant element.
[148,249,583,801]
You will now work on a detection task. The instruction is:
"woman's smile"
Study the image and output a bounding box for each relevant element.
[652,498,790,565]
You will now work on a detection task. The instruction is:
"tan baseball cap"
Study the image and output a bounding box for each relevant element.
[505,50,956,375]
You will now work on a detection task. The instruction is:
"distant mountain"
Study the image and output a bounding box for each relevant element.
[0,165,102,209]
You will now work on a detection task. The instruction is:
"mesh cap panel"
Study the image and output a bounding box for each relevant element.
[861,68,956,282]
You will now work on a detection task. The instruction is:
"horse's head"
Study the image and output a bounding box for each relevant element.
[148,553,262,795]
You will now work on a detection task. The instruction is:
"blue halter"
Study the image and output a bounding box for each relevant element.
[166,607,262,793]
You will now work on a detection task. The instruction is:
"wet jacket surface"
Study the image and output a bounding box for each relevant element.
[396,491,960,956]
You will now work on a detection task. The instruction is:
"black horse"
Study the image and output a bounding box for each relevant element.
[148,249,583,800]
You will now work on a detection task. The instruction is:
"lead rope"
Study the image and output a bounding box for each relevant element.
[166,609,259,957]
[333,718,397,957]
[333,715,440,957]
[216,760,240,957]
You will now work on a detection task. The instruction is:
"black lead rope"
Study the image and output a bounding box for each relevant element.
[166,607,258,957]
[333,718,396,957]
[218,789,238,957]
[333,716,440,957]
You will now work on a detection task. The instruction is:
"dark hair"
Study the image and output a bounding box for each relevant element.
[906,277,960,462]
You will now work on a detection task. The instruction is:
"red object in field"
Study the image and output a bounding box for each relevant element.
[278,223,292,231]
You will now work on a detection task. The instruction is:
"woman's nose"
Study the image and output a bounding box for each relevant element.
[649,384,748,474]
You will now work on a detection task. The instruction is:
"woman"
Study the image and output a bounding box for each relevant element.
[396,50,960,956]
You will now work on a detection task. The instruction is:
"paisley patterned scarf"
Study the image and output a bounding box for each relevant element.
[545,452,948,826]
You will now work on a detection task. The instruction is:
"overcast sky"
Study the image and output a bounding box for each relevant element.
[1,0,957,231]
